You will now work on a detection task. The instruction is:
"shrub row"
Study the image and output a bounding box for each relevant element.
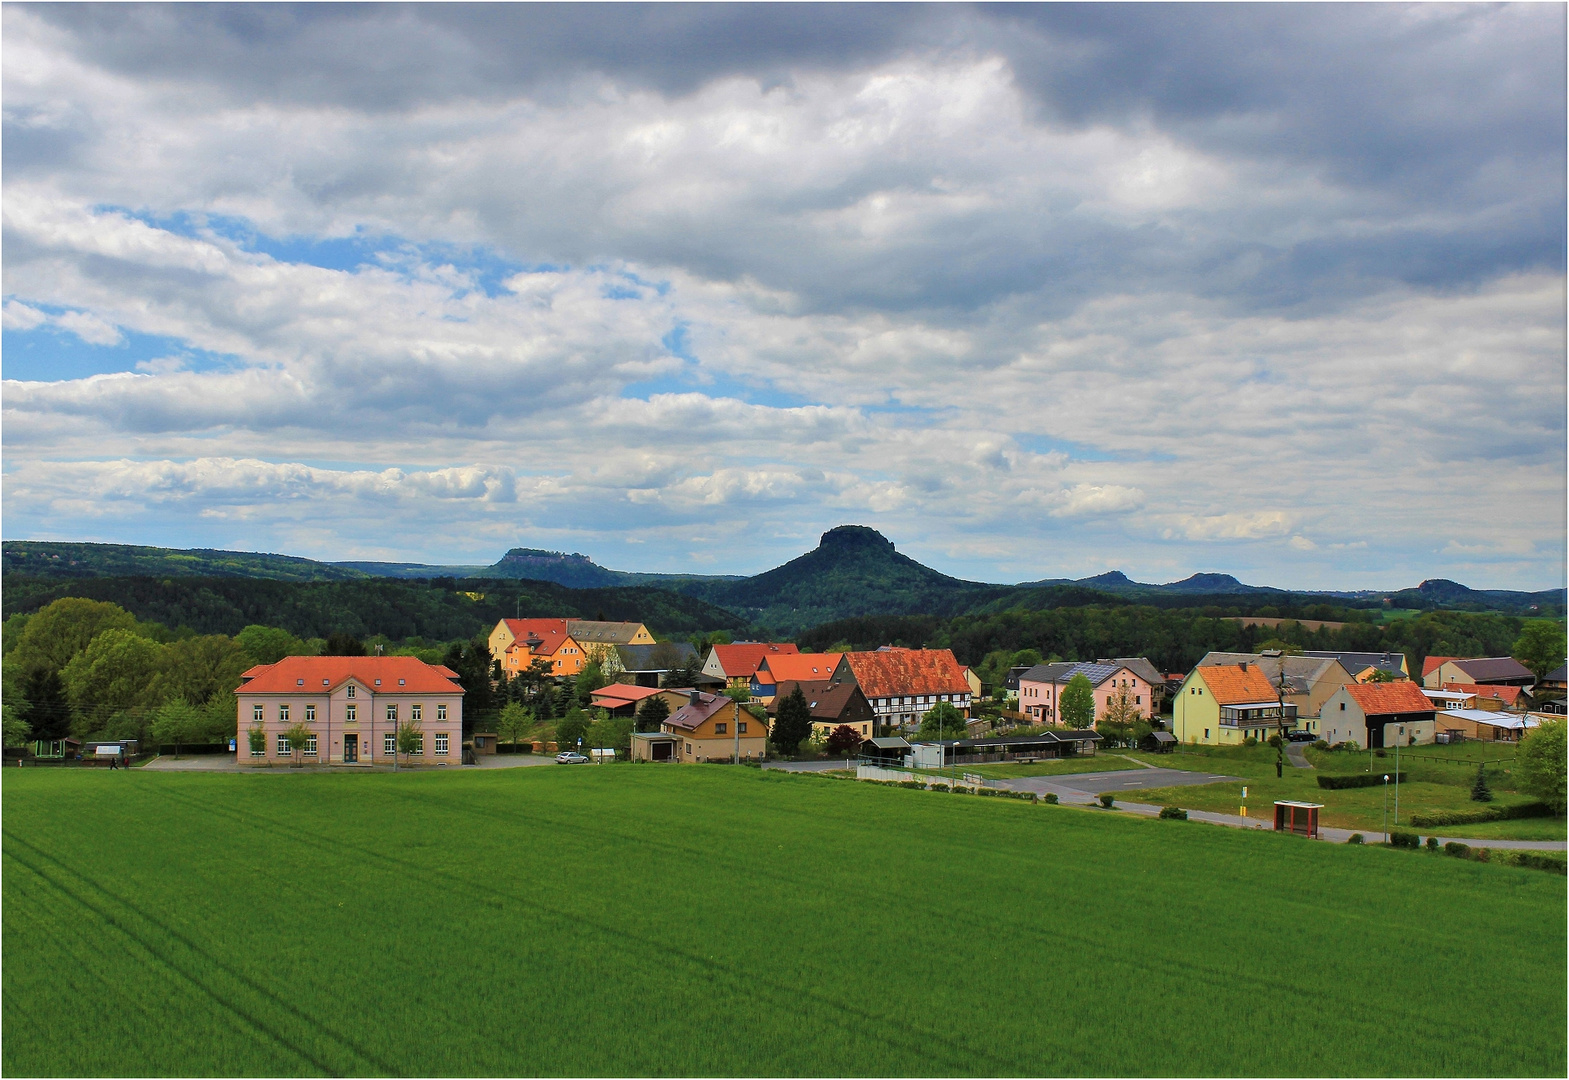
[1388,830,1421,849]
[1442,842,1567,875]
[1158,806,1188,820]
[1409,802,1555,827]
[1317,772,1407,790]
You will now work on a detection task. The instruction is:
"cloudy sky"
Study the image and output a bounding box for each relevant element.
[3,3,1564,589]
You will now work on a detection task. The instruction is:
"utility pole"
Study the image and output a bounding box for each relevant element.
[1275,663,1288,778]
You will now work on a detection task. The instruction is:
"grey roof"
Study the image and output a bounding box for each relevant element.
[1301,651,1407,676]
[1103,657,1165,686]
[1018,661,1123,687]
[1198,652,1350,695]
[1145,731,1178,744]
[1004,665,1032,691]
[614,642,697,672]
[1449,657,1533,683]
[865,736,912,750]
[1544,664,1567,683]
[568,620,648,645]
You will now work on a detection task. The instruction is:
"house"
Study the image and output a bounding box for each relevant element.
[1301,650,1410,682]
[1438,709,1540,742]
[235,655,464,765]
[961,666,983,699]
[751,653,844,701]
[1016,660,1161,725]
[1536,698,1567,716]
[588,684,694,718]
[1319,681,1436,749]
[1537,663,1568,697]
[660,690,767,762]
[1002,665,1031,707]
[702,642,800,694]
[1441,682,1527,712]
[859,736,912,766]
[1173,662,1294,745]
[1423,656,1534,689]
[1421,686,1476,712]
[829,648,974,732]
[608,642,699,687]
[488,619,588,679]
[765,679,877,740]
[567,619,655,650]
[1195,651,1356,722]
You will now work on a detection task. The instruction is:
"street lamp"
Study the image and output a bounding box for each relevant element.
[1395,726,1402,826]
[1382,773,1390,840]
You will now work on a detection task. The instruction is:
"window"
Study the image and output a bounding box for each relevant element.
[412,704,422,721]
[345,704,356,722]
[1135,696,1141,705]
[738,722,747,734]
[253,704,264,722]
[685,742,692,754]
[384,732,396,755]
[304,735,317,756]
[715,722,728,734]
[862,725,869,735]
[251,740,265,757]
[346,685,356,698]
[435,732,449,755]
[412,733,424,755]
[386,704,398,722]
[277,735,291,755]
[1340,702,1346,711]
[1204,728,1210,740]
[279,704,290,722]
[437,704,447,721]
[305,704,316,722]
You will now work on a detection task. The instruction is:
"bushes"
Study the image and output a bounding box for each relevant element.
[1098,793,1116,809]
[1426,837,1439,851]
[1317,772,1406,790]
[1409,802,1555,827]
[1388,830,1420,849]
[1044,792,1059,805]
[1312,739,1328,750]
[1346,833,1365,844]
[1159,805,1188,820]
[1442,842,1566,875]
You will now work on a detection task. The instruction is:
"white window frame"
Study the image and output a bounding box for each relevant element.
[277,735,291,756]
[279,704,290,722]
[345,704,356,722]
[253,704,264,722]
[435,732,449,755]
[437,704,447,720]
[411,704,422,721]
[304,735,318,756]
[386,704,398,722]
[346,684,356,698]
[412,732,424,756]
[305,704,316,722]
[384,732,397,755]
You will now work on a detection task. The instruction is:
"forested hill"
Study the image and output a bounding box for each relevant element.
[3,541,370,582]
[0,575,749,640]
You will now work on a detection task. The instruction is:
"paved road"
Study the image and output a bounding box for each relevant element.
[1286,742,1313,769]
[1043,767,1242,795]
[763,759,855,773]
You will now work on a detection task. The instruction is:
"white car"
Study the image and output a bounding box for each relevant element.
[555,751,590,764]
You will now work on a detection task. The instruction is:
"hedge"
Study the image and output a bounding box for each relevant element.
[1317,772,1407,790]
[1409,802,1554,827]
[1158,806,1188,820]
[1389,830,1420,849]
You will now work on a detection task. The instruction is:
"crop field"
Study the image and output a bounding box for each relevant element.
[4,767,1565,1077]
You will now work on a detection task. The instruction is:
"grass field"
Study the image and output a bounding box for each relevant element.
[927,754,1146,780]
[1117,742,1562,836]
[4,767,1565,1077]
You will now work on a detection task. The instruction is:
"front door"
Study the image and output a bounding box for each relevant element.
[344,733,358,763]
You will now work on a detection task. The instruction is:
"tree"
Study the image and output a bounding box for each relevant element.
[771,685,814,758]
[151,698,202,757]
[1097,683,1142,746]
[826,724,863,756]
[2,704,31,749]
[247,722,267,758]
[586,716,633,757]
[725,686,753,707]
[1513,621,1567,681]
[1514,718,1566,812]
[662,652,705,689]
[635,693,670,733]
[395,716,423,765]
[1365,669,1397,683]
[17,668,71,743]
[5,598,137,686]
[59,628,166,726]
[1470,764,1493,803]
[282,722,315,767]
[556,708,590,755]
[497,702,534,747]
[575,662,607,706]
[323,633,366,656]
[1059,673,1095,729]
[154,634,254,706]
[235,624,310,665]
[919,700,964,740]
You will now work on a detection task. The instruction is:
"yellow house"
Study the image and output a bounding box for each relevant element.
[1173,662,1294,745]
[488,618,588,678]
[661,690,767,762]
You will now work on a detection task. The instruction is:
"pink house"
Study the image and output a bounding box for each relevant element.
[235,656,465,766]
[1017,659,1161,724]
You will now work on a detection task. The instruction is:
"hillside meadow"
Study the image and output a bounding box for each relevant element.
[3,766,1564,1077]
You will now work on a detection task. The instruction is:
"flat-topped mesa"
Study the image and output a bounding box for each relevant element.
[817,525,895,552]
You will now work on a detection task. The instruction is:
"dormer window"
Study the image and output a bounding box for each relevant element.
[375,679,381,686]
[346,685,356,698]
[296,679,304,686]
[398,679,406,686]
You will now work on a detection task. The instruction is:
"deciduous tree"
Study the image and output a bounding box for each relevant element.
[235,624,310,665]
[1059,673,1096,729]
[826,724,864,756]
[555,708,590,755]
[919,700,964,740]
[152,698,202,757]
[1514,718,1566,812]
[497,702,534,747]
[1513,621,1567,681]
[1097,683,1143,747]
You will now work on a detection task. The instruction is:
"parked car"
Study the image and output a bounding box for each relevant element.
[555,751,590,764]
[1287,730,1317,743]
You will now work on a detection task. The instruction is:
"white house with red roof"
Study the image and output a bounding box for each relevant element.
[1320,681,1437,749]
[702,642,798,693]
[829,648,973,732]
[236,656,465,765]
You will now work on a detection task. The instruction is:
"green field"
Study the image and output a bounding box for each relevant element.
[927,754,1146,780]
[4,768,1565,1076]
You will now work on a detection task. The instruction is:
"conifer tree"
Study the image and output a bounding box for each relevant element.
[1470,763,1493,803]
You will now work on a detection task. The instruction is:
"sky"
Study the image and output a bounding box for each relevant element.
[2,2,1565,590]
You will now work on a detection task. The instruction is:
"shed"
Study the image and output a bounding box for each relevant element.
[1274,801,1323,838]
[630,731,680,763]
[1140,731,1178,753]
[469,732,499,755]
[859,736,912,766]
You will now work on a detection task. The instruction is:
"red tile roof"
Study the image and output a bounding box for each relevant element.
[839,648,970,698]
[1345,680,1435,715]
[236,656,464,695]
[1422,655,1459,678]
[590,684,665,705]
[709,642,798,678]
[1195,663,1280,705]
[501,618,574,657]
[755,653,842,685]
[1442,682,1523,706]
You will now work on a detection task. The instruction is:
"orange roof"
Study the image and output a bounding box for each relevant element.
[501,618,574,657]
[709,642,798,678]
[236,656,464,695]
[590,684,665,705]
[1423,655,1459,677]
[1195,663,1280,705]
[756,653,842,685]
[840,648,971,698]
[1345,680,1435,715]
[1442,682,1522,705]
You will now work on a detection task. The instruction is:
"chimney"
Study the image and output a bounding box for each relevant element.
[689,690,701,707]
[1238,661,1248,672]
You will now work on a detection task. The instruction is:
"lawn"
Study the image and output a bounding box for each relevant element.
[4,767,1565,1077]
[933,754,1146,780]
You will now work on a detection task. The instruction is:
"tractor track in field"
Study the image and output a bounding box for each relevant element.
[2,830,398,1077]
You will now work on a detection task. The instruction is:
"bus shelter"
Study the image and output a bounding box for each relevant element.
[1274,801,1323,838]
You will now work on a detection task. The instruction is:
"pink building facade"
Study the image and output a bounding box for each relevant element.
[1017,660,1159,724]
[236,656,465,766]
